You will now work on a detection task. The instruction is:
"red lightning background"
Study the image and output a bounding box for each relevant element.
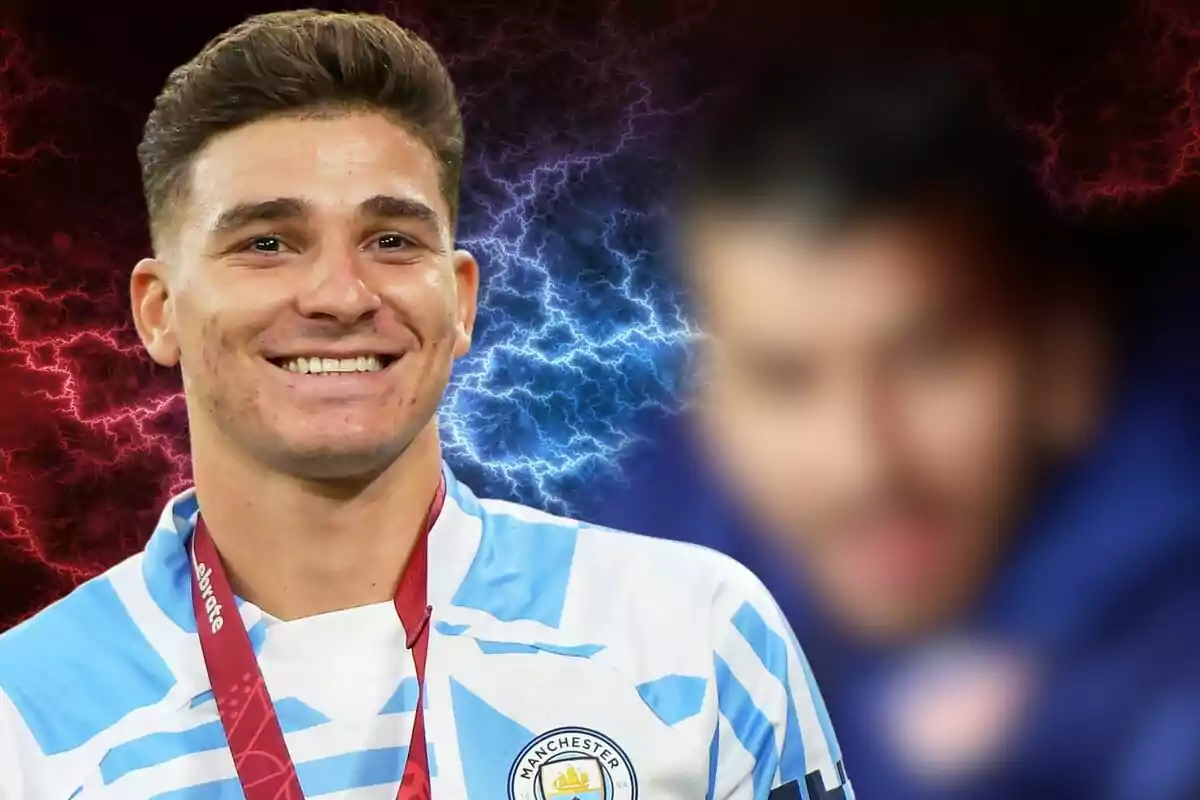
[1,0,1199,631]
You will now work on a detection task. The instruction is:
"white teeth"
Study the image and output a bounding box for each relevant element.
[280,355,385,374]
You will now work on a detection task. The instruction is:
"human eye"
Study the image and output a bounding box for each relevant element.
[372,232,420,251]
[241,235,292,254]
[366,231,426,264]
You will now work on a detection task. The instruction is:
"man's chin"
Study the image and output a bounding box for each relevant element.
[818,580,970,645]
[845,602,951,645]
[264,436,408,482]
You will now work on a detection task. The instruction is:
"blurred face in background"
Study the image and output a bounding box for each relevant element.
[687,206,1104,642]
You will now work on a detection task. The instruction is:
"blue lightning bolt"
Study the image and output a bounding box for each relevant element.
[439,84,697,513]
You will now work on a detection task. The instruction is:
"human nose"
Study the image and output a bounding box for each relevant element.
[817,370,894,498]
[294,243,382,325]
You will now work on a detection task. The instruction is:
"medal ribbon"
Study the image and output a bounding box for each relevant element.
[189,476,446,799]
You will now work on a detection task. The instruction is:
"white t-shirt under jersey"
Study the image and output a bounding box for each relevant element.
[0,464,852,799]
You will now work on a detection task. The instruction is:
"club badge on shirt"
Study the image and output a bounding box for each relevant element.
[508,727,637,799]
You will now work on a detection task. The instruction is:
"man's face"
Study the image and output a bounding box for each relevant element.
[132,112,478,479]
[688,210,1063,642]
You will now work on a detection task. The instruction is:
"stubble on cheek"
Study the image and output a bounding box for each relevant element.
[194,316,263,425]
[409,337,448,407]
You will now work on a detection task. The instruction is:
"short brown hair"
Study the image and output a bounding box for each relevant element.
[137,9,464,251]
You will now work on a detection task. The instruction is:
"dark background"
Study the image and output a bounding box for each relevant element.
[1,0,1198,630]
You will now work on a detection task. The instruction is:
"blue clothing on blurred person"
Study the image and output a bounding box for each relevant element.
[589,263,1200,800]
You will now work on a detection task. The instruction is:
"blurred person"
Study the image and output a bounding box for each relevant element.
[594,53,1200,799]
[0,12,851,800]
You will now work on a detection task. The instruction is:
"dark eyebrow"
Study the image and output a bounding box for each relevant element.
[210,198,309,238]
[208,195,443,241]
[359,195,441,230]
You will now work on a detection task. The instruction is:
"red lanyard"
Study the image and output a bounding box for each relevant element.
[189,476,446,800]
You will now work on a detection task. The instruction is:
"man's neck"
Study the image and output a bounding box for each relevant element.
[190,424,444,621]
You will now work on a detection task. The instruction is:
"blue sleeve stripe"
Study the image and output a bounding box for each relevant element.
[298,746,426,795]
[102,722,226,784]
[0,576,176,755]
[149,746,428,798]
[150,776,243,800]
[715,654,778,799]
[102,699,329,783]
[772,597,841,765]
[731,601,807,780]
[706,718,720,800]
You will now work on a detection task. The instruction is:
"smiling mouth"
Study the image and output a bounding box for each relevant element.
[267,355,400,375]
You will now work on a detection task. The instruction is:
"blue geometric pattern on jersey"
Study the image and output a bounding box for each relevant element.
[732,601,806,779]
[450,510,579,628]
[144,517,197,634]
[474,640,545,655]
[474,639,605,657]
[706,722,720,800]
[273,697,333,729]
[100,697,331,783]
[171,492,201,528]
[151,746,430,799]
[433,619,605,657]
[247,618,268,653]
[145,502,259,637]
[299,747,435,795]
[156,604,266,714]
[186,692,213,710]
[715,653,778,800]
[635,674,707,725]
[0,576,175,755]
[449,677,535,796]
[379,677,422,714]
[775,600,841,767]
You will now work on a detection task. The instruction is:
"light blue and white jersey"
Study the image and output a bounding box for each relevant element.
[0,465,851,799]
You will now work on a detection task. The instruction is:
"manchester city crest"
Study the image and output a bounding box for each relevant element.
[508,727,638,800]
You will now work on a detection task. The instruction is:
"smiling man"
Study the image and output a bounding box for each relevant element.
[0,10,848,800]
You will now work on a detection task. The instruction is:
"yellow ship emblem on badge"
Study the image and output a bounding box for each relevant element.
[541,757,605,798]
[553,765,591,792]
